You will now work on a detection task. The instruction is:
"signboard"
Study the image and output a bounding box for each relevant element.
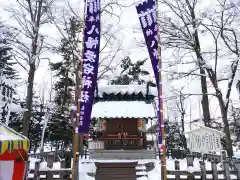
[185,126,224,153]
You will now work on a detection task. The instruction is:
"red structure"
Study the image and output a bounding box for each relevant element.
[0,122,29,180]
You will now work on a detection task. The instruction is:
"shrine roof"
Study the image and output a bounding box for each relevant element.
[91,101,157,119]
[96,85,158,97]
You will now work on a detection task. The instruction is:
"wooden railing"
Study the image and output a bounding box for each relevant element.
[99,136,146,150]
[25,152,240,180]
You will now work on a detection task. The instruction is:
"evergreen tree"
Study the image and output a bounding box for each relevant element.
[0,23,20,123]
[47,16,82,149]
[0,21,18,79]
[0,42,18,79]
[110,56,151,85]
[147,120,186,149]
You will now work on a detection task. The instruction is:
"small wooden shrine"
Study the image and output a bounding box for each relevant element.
[89,84,157,159]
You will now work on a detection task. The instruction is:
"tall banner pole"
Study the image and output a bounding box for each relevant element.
[72,0,101,179]
[71,2,86,179]
[135,0,167,179]
[156,1,167,180]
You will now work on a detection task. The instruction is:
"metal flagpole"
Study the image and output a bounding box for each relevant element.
[72,1,87,180]
[156,1,167,180]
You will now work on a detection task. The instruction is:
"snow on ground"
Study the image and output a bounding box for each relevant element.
[29,156,240,180]
[147,162,161,180]
[28,147,240,179]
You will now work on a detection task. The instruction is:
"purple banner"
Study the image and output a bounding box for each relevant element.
[79,0,101,133]
[136,0,162,145]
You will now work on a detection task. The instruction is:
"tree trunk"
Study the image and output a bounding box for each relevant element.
[218,97,233,157]
[62,71,69,111]
[200,67,211,127]
[23,64,36,137]
[188,1,211,127]
[181,112,185,133]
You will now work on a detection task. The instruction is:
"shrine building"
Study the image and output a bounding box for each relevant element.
[88,84,158,160]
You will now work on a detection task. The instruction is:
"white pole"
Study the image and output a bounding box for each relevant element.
[40,108,50,152]
[5,103,11,125]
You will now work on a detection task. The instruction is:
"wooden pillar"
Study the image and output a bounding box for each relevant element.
[186,155,194,180]
[34,161,40,180]
[211,155,219,180]
[199,160,206,180]
[47,152,54,168]
[223,159,231,180]
[233,159,240,180]
[22,161,30,180]
[174,160,180,180]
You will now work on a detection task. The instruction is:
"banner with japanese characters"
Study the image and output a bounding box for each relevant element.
[79,0,101,133]
[136,0,162,145]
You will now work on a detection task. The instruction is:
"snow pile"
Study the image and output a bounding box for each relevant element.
[148,161,161,180]
[234,151,240,158]
[8,103,23,113]
[69,105,77,111]
[29,157,61,170]
[79,162,96,180]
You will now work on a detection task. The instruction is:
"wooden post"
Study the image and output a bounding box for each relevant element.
[22,161,30,180]
[74,153,80,180]
[233,159,240,180]
[187,154,194,166]
[84,148,88,159]
[156,1,167,180]
[223,159,231,180]
[199,160,206,180]
[174,160,180,180]
[61,159,66,168]
[46,171,53,180]
[186,155,194,180]
[47,152,54,169]
[72,1,86,179]
[34,161,40,180]
[60,159,66,180]
[211,157,218,180]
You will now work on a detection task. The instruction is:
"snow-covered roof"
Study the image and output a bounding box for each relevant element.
[96,85,158,97]
[185,126,224,136]
[91,101,156,119]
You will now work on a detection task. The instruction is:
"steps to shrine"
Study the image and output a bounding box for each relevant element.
[95,162,138,180]
[82,160,156,180]
[89,149,156,159]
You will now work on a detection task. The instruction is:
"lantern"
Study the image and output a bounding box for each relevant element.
[137,119,145,132]
[100,119,107,131]
[103,119,107,131]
